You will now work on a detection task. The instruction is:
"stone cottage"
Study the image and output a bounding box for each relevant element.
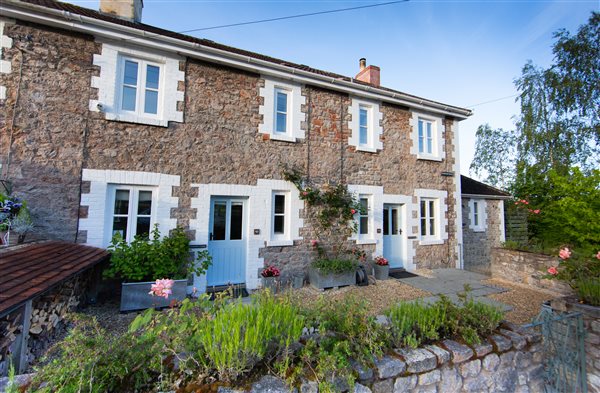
[1,0,489,293]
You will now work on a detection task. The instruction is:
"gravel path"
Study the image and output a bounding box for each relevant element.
[484,278,559,324]
[78,300,141,336]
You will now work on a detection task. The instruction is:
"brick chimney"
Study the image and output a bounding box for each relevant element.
[355,58,380,87]
[100,0,144,23]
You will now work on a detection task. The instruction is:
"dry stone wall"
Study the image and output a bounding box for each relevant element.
[1,20,460,273]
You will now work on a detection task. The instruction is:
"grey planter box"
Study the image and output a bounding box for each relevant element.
[120,279,187,312]
[308,267,355,290]
[373,264,389,280]
[262,276,278,292]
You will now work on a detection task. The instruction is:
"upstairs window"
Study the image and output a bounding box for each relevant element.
[111,186,154,242]
[420,198,437,239]
[359,106,370,146]
[272,192,287,238]
[119,57,162,117]
[348,98,383,153]
[275,89,289,134]
[418,118,434,155]
[410,112,444,161]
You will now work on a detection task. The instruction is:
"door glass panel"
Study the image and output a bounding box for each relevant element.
[383,208,389,235]
[212,203,226,240]
[392,209,398,235]
[137,191,152,215]
[112,216,128,238]
[114,190,130,215]
[136,217,151,238]
[230,203,243,240]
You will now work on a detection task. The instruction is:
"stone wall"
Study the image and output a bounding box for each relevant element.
[491,248,572,295]
[0,20,461,277]
[462,199,504,275]
[221,322,545,393]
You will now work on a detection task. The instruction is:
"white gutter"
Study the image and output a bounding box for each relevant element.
[1,0,472,120]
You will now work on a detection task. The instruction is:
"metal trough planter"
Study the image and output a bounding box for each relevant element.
[120,279,187,312]
[308,267,355,290]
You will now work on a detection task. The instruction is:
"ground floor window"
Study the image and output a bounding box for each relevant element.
[420,198,437,239]
[110,186,154,242]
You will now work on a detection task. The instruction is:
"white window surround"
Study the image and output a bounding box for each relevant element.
[409,111,445,161]
[189,179,303,293]
[348,97,383,152]
[89,42,184,127]
[414,189,448,245]
[79,169,179,248]
[108,185,156,242]
[348,185,383,245]
[0,19,14,100]
[259,77,305,142]
[468,198,487,232]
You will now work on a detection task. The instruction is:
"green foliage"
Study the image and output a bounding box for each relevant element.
[5,362,19,393]
[104,225,211,282]
[545,248,600,296]
[574,278,600,306]
[29,315,162,393]
[311,259,358,274]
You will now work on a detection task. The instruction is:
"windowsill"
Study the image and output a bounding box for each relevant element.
[356,238,377,245]
[269,132,299,143]
[420,238,444,246]
[105,112,168,127]
[469,227,486,233]
[267,239,294,247]
[356,145,379,153]
[416,154,443,162]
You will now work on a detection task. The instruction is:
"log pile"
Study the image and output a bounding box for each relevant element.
[0,308,24,376]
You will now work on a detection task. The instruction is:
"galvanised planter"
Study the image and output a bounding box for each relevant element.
[373,264,389,280]
[120,279,187,312]
[308,267,355,290]
[261,276,278,292]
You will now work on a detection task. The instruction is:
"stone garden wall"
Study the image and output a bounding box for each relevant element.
[490,248,572,295]
[220,322,544,393]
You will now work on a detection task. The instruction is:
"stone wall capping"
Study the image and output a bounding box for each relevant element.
[395,348,437,373]
[499,329,527,350]
[373,355,406,380]
[440,340,474,364]
[423,344,450,366]
[471,340,493,358]
[489,334,513,353]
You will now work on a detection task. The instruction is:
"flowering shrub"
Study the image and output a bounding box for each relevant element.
[374,256,388,266]
[261,265,280,278]
[149,278,175,299]
[545,247,600,306]
[0,194,24,232]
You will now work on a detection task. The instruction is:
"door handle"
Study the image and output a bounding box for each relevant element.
[398,229,402,235]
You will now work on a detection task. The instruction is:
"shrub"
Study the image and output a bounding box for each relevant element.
[386,301,446,348]
[574,278,600,306]
[105,225,211,282]
[311,259,357,274]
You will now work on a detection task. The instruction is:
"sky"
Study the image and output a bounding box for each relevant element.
[72,0,598,179]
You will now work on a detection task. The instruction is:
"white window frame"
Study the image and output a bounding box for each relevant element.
[420,198,437,241]
[271,191,290,242]
[415,189,448,246]
[348,97,383,152]
[259,77,305,142]
[468,198,487,232]
[117,55,164,120]
[274,88,290,135]
[356,194,374,242]
[107,184,157,243]
[410,111,444,161]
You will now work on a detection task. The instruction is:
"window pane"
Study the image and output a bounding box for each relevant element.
[360,216,369,235]
[122,86,137,111]
[359,108,368,127]
[136,217,151,238]
[383,209,389,236]
[274,194,285,214]
[212,203,226,241]
[420,200,426,218]
[429,201,435,217]
[276,91,287,113]
[421,218,426,236]
[276,113,287,133]
[146,65,160,89]
[418,120,424,153]
[359,126,368,145]
[427,137,433,154]
[274,215,284,234]
[430,218,435,236]
[123,60,138,86]
[392,209,398,235]
[230,203,243,240]
[426,122,432,138]
[360,198,368,212]
[112,216,128,238]
[114,190,130,215]
[144,90,158,114]
[137,191,152,215]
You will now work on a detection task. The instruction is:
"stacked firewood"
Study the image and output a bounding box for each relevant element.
[28,277,82,336]
[0,309,24,375]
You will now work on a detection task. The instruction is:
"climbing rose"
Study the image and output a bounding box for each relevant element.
[149,278,174,299]
[533,209,540,214]
[351,209,357,215]
[596,251,600,260]
[547,266,558,276]
[558,248,571,260]
[311,239,318,247]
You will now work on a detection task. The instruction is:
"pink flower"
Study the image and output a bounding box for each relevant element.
[514,202,519,205]
[351,209,357,215]
[559,248,571,260]
[302,191,308,196]
[149,278,175,299]
[311,239,318,247]
[596,251,600,260]
[547,266,558,276]
[533,209,540,214]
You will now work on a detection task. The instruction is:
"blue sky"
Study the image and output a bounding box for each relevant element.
[73,0,598,178]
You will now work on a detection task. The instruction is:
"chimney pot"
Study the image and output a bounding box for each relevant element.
[100,0,144,23]
[359,58,366,71]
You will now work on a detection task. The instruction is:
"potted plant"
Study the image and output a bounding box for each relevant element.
[373,255,389,280]
[260,265,280,292]
[105,225,212,311]
[0,194,25,247]
[308,258,358,289]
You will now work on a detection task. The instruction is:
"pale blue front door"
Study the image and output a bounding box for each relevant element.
[207,198,247,286]
[383,204,405,269]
